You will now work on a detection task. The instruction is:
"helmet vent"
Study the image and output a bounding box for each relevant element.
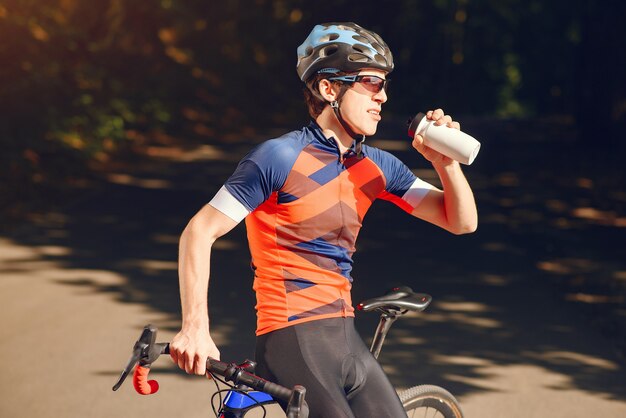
[374,54,388,65]
[318,33,340,43]
[296,22,394,82]
[351,44,368,54]
[321,45,339,57]
[348,53,369,63]
[371,43,385,55]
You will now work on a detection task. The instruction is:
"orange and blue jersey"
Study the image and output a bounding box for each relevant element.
[209,122,434,335]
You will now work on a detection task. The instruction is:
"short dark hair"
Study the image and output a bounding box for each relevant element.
[302,71,349,119]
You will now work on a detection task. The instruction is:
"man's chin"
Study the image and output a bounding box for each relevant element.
[351,121,379,137]
[363,124,379,136]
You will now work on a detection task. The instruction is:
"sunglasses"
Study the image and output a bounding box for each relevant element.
[327,75,389,94]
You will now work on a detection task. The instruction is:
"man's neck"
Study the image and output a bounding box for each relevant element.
[315,109,355,154]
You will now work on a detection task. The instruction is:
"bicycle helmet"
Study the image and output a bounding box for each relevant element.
[297,22,394,82]
[297,23,394,150]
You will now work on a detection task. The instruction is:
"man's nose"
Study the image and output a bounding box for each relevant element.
[373,87,387,104]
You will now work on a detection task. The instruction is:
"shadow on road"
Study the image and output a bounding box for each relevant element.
[3,117,625,403]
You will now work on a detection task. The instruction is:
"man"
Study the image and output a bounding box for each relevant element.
[170,22,477,417]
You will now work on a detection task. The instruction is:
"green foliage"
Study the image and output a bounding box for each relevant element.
[0,0,624,215]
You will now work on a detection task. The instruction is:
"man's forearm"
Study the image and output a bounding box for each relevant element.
[171,204,239,371]
[178,221,215,329]
[434,161,478,234]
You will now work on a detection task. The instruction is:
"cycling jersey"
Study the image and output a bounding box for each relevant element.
[209,121,434,335]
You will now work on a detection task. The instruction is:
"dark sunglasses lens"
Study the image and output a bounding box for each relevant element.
[360,76,386,93]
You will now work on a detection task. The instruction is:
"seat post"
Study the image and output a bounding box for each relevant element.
[369,312,399,359]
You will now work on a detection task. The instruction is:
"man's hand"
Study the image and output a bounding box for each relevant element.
[412,108,461,166]
[170,326,220,375]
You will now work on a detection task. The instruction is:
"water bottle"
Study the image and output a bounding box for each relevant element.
[407,112,481,165]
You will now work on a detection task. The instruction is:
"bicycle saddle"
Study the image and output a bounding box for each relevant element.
[357,286,432,313]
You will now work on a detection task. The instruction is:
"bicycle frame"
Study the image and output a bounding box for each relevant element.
[357,286,432,359]
[219,390,276,418]
[369,311,401,359]
[112,325,307,418]
[114,287,434,418]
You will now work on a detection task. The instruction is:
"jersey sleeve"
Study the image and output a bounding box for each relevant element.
[367,147,436,213]
[209,136,301,222]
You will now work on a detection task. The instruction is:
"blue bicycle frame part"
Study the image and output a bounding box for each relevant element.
[220,390,277,418]
[224,390,274,408]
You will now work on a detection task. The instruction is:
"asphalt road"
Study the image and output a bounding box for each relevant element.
[1,118,625,417]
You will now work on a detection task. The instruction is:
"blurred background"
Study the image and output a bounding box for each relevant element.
[1,1,626,417]
[1,0,625,216]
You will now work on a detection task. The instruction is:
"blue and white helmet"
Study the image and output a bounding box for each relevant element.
[296,22,394,82]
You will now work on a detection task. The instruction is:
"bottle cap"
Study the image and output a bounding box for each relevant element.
[407,112,427,138]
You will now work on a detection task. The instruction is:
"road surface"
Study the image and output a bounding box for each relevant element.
[1,119,625,417]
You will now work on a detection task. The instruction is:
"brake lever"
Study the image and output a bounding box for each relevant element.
[112,347,141,391]
[286,385,308,418]
[112,324,162,391]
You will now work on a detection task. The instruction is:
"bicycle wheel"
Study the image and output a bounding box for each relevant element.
[399,385,463,418]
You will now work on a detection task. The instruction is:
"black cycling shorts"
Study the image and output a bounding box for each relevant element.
[255,317,407,418]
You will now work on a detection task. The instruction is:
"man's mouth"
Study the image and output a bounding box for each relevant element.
[368,109,381,120]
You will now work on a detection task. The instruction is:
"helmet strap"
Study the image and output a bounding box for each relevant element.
[330,88,365,157]
[309,79,366,157]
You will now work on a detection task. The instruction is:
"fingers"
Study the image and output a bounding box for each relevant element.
[426,108,460,130]
[169,341,188,372]
[412,134,424,152]
[436,115,452,126]
[412,136,435,161]
[426,109,443,120]
[170,345,178,366]
[171,346,208,375]
[193,353,207,375]
[170,335,219,376]
[412,134,437,161]
[413,109,457,164]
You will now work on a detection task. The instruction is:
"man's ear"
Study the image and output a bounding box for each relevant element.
[318,79,339,102]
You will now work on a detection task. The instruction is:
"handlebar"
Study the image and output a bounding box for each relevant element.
[112,325,307,417]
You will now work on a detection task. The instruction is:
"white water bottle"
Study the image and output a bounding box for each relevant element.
[407,112,481,165]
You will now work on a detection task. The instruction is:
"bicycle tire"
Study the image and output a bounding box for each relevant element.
[399,385,464,418]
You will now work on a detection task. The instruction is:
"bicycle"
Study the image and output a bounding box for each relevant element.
[113,286,463,418]
[359,286,464,418]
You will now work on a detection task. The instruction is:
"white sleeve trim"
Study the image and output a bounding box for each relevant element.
[402,178,436,208]
[209,186,251,223]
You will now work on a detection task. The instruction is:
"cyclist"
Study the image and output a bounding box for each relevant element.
[169,22,477,418]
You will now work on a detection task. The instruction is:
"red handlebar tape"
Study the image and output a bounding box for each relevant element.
[133,365,160,395]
